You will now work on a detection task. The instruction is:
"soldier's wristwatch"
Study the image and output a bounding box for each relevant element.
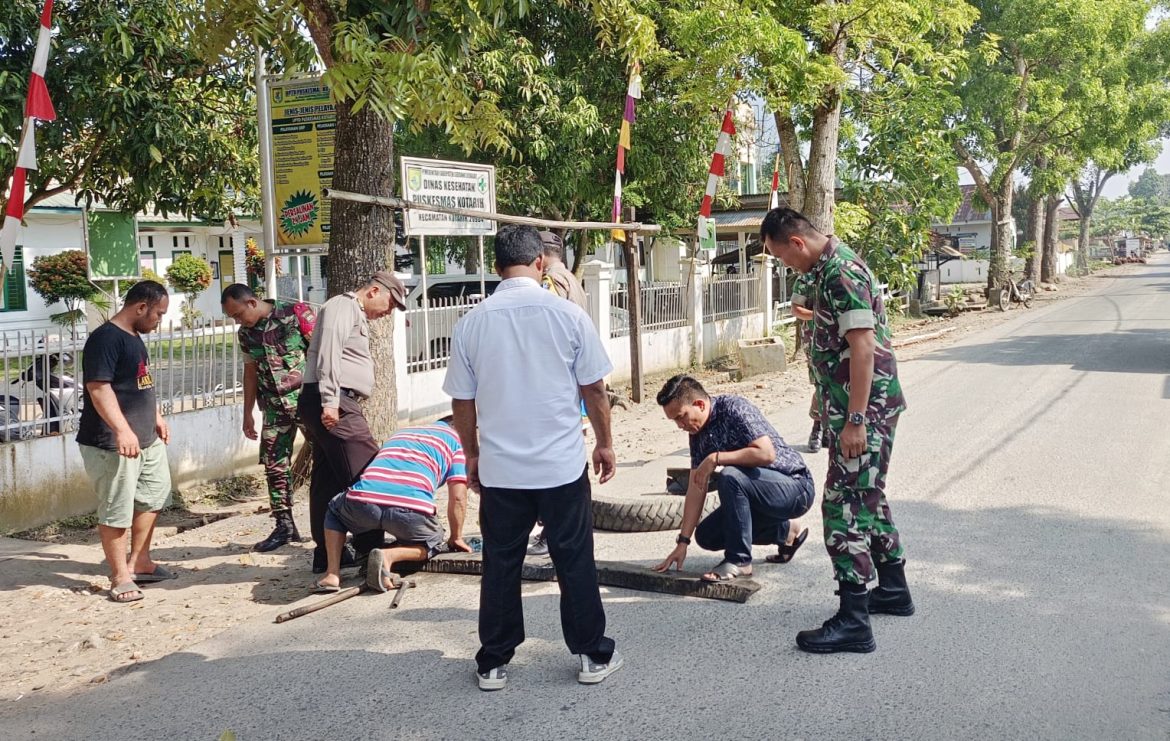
[847,411,866,426]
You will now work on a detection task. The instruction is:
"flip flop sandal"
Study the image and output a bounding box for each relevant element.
[131,565,177,583]
[700,561,751,583]
[311,581,341,594]
[365,550,402,593]
[109,582,144,603]
[766,528,810,564]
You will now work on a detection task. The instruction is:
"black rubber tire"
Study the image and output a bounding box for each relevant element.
[591,493,719,533]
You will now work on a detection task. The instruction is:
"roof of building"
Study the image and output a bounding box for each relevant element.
[28,190,218,225]
[950,184,992,224]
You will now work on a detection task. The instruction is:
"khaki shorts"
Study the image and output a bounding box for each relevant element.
[80,439,173,528]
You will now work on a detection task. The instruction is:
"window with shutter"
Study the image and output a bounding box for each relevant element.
[1,246,28,312]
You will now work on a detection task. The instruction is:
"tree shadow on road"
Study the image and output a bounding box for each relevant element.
[921,328,1170,376]
[3,500,1168,739]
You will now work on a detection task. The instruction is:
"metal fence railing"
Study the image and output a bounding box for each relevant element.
[610,281,689,338]
[0,323,244,443]
[404,295,482,374]
[702,275,760,322]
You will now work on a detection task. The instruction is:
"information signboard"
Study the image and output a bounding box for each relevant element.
[400,157,497,236]
[269,79,335,246]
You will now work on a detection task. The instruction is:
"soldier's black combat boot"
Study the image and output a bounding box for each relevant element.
[796,582,876,654]
[807,420,822,453]
[254,511,301,553]
[868,559,915,616]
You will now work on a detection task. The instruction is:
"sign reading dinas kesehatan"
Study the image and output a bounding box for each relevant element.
[400,157,497,236]
[270,79,334,246]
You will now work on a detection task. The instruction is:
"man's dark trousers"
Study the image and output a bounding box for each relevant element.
[476,467,615,674]
[695,465,815,565]
[297,383,382,556]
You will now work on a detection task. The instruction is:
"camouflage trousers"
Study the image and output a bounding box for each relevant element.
[260,407,298,515]
[822,417,904,584]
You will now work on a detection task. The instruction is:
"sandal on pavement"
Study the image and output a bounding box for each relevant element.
[131,564,177,583]
[311,580,341,594]
[766,528,809,564]
[701,561,751,583]
[365,549,401,593]
[108,582,144,603]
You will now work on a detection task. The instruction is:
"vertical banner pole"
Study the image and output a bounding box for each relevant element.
[256,47,278,300]
[420,236,430,367]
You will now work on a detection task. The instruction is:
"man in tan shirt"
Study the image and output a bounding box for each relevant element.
[539,231,588,311]
[298,270,407,573]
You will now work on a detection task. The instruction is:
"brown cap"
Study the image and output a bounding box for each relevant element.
[370,270,408,311]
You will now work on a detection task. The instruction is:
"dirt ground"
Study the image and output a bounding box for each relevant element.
[0,265,1138,703]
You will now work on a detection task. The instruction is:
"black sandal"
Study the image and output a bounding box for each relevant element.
[766,528,809,564]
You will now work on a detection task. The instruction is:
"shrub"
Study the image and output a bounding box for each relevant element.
[26,250,97,335]
[166,254,213,328]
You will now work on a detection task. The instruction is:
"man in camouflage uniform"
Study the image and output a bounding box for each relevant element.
[221,283,316,552]
[790,271,826,452]
[761,207,915,654]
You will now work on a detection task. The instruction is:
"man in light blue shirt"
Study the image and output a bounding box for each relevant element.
[445,224,621,691]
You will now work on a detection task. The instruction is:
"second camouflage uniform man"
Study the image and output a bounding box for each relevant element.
[222,283,317,552]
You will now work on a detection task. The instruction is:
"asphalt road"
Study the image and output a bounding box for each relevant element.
[3,258,1169,740]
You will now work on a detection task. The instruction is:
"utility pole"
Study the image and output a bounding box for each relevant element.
[623,206,644,403]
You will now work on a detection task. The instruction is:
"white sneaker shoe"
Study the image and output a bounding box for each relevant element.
[577,649,623,684]
[477,665,508,691]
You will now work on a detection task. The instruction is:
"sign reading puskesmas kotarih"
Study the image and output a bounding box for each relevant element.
[400,157,497,237]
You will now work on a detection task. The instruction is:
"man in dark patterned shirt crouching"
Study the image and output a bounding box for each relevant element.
[653,375,814,583]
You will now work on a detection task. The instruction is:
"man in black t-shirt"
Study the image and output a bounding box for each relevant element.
[78,280,173,604]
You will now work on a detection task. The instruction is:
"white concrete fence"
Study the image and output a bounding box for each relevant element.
[395,256,778,423]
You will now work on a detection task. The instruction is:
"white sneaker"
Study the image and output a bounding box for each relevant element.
[477,665,508,691]
[577,649,623,684]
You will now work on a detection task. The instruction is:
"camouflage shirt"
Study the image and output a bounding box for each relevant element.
[791,271,815,346]
[238,300,316,415]
[807,239,906,423]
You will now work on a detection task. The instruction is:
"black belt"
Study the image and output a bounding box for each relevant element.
[341,387,363,400]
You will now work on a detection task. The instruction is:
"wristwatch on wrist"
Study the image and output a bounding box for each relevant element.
[676,533,691,546]
[848,411,866,426]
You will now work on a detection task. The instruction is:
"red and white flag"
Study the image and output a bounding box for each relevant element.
[768,153,780,210]
[1,0,57,270]
[697,98,737,250]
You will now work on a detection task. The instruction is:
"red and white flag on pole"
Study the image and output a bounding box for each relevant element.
[1,0,57,270]
[769,153,781,210]
[697,98,737,251]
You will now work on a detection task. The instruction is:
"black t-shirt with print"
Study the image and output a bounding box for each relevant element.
[77,322,158,450]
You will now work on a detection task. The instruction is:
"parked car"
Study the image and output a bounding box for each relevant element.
[401,275,502,364]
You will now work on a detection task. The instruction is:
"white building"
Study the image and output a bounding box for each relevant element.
[930,185,1017,284]
[0,193,331,332]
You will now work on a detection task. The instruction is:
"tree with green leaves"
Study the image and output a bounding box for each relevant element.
[201,0,655,435]
[0,0,260,220]
[658,0,975,291]
[25,250,97,336]
[166,254,213,328]
[1129,167,1170,203]
[950,0,1156,290]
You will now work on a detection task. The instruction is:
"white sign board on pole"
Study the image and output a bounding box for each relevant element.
[400,157,497,236]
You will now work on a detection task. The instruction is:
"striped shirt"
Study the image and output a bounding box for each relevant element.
[345,423,467,515]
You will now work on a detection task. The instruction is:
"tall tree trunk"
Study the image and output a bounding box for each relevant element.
[804,94,841,233]
[462,240,480,274]
[329,100,399,440]
[1025,192,1044,283]
[1076,216,1092,271]
[988,181,1013,292]
[774,111,805,212]
[1041,194,1059,283]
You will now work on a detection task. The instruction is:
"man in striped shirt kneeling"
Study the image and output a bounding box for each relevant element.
[313,416,472,593]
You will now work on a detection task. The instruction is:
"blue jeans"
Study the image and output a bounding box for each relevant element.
[695,466,816,566]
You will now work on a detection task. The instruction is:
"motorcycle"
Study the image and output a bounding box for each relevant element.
[0,352,82,440]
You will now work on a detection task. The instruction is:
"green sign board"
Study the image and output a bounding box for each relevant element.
[85,211,140,280]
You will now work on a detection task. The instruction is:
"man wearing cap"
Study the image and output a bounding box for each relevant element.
[298,270,408,573]
[539,231,588,311]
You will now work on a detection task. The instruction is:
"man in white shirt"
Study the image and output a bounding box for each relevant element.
[445,224,622,691]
